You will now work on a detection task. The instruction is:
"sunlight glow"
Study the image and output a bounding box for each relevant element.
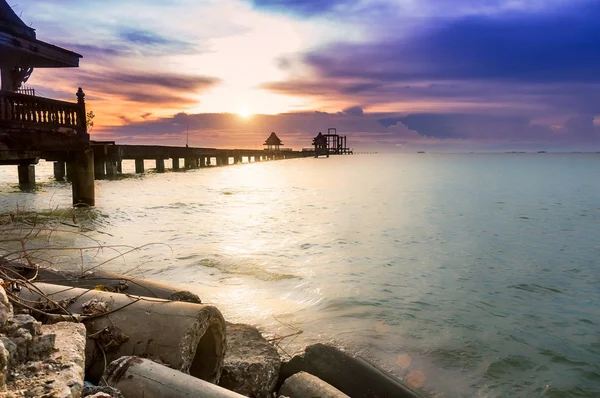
[238,108,252,118]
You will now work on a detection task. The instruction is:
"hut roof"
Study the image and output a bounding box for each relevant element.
[0,0,35,39]
[312,132,327,146]
[264,132,283,146]
[0,0,82,68]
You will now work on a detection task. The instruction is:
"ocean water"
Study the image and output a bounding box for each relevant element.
[1,153,599,397]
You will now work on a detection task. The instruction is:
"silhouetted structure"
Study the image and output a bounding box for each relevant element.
[264,132,283,151]
[312,132,329,158]
[0,0,93,205]
[312,128,353,157]
[323,128,352,155]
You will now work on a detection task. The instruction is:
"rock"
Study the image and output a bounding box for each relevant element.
[219,323,281,398]
[82,385,124,398]
[279,372,349,398]
[278,343,423,398]
[0,340,9,388]
[41,322,86,397]
[4,314,41,337]
[0,285,12,325]
[0,337,17,364]
[29,333,56,359]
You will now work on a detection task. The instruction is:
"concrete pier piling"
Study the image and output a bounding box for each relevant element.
[105,160,117,177]
[135,158,145,173]
[53,161,66,181]
[156,158,165,172]
[94,156,105,179]
[71,149,95,206]
[17,164,35,186]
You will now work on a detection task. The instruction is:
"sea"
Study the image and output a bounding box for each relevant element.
[0,153,599,397]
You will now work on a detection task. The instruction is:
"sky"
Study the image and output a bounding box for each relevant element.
[11,0,600,151]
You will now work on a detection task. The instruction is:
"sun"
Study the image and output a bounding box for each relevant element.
[237,108,252,118]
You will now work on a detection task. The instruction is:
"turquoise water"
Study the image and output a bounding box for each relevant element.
[1,153,599,397]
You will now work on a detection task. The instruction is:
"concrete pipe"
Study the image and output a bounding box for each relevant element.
[279,343,423,398]
[279,371,349,398]
[103,356,245,398]
[20,268,202,304]
[17,283,226,384]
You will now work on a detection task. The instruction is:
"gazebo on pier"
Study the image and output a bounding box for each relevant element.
[0,0,94,206]
[264,132,283,151]
[312,132,328,158]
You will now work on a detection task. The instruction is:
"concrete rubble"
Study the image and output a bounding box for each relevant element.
[0,282,87,397]
[0,269,424,398]
[218,323,281,398]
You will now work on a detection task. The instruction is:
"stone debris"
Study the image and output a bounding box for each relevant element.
[218,323,281,398]
[0,284,87,398]
[82,385,124,398]
[279,371,349,398]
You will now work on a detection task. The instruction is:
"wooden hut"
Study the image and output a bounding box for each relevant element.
[312,132,329,158]
[264,132,283,151]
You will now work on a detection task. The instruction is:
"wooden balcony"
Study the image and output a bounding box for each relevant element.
[0,89,89,153]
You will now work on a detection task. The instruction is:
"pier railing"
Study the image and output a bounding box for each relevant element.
[0,90,86,135]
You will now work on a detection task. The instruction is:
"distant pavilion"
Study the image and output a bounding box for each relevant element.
[312,132,329,158]
[264,132,283,151]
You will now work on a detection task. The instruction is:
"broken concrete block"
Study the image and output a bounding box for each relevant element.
[82,385,124,398]
[219,323,281,398]
[41,321,86,398]
[279,372,349,398]
[29,333,56,359]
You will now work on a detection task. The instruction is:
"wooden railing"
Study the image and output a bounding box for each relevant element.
[0,90,85,134]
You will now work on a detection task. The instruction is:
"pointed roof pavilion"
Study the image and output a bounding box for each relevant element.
[264,132,283,150]
[0,0,82,91]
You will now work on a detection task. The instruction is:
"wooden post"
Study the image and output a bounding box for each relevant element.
[199,156,206,168]
[72,149,95,207]
[105,160,117,177]
[135,159,144,173]
[17,164,35,186]
[172,157,180,170]
[116,159,123,173]
[76,88,88,140]
[156,158,165,173]
[53,161,66,181]
[94,156,106,179]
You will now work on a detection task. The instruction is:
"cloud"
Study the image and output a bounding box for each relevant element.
[90,107,599,152]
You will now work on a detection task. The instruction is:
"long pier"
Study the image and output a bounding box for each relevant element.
[0,140,315,206]
[87,141,308,178]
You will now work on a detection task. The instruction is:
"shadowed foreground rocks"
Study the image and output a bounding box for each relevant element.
[219,323,281,398]
[0,287,86,397]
